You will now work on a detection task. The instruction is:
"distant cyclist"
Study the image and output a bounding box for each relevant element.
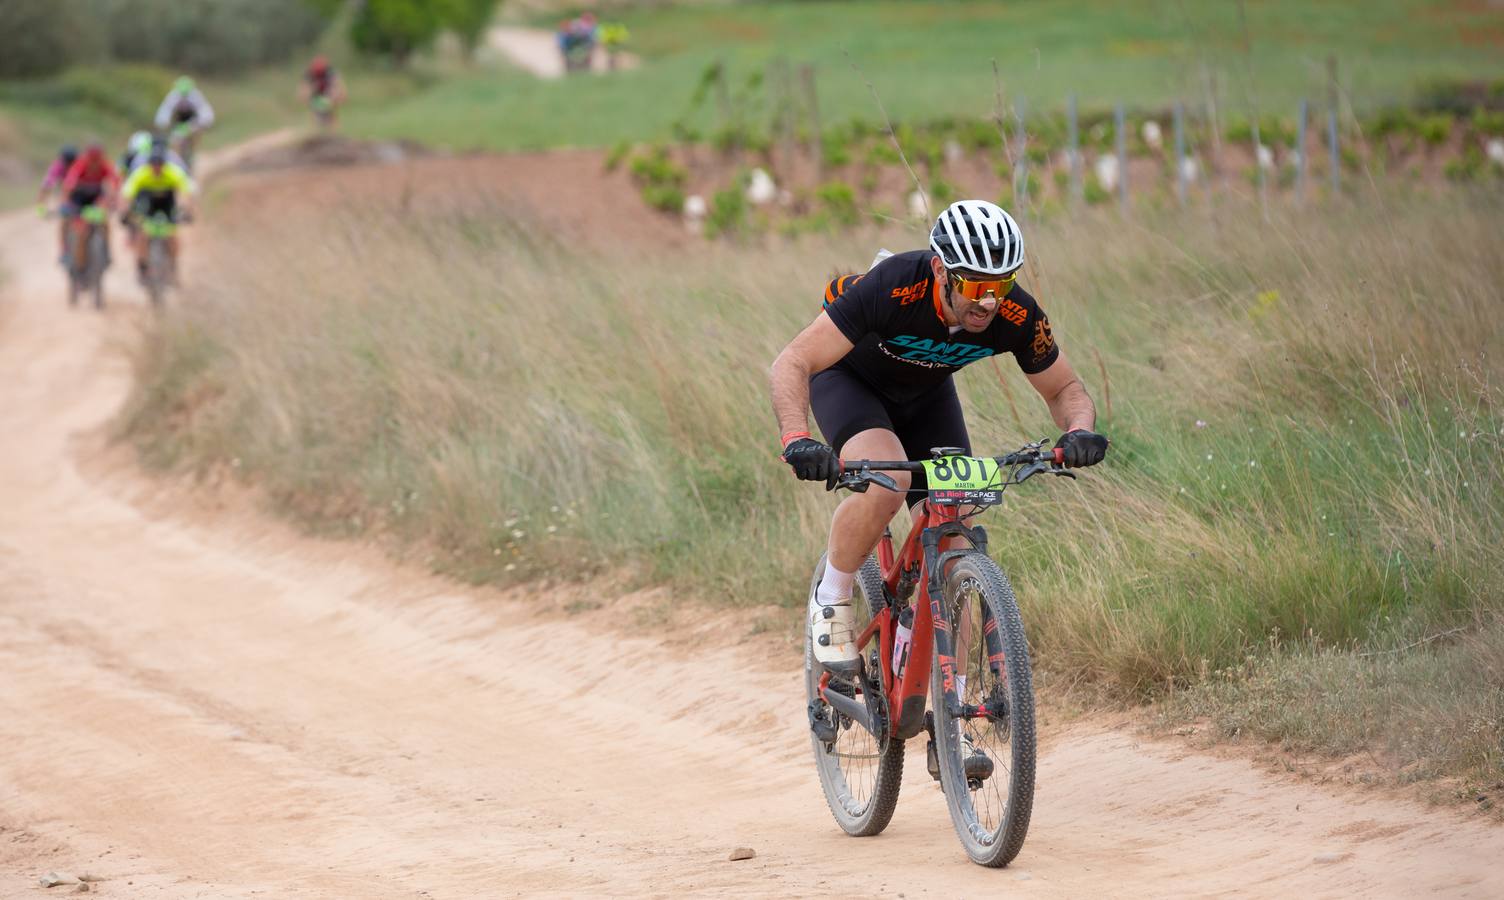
[126,136,187,175]
[36,144,79,216]
[56,143,120,265]
[120,131,154,173]
[120,145,197,282]
[300,55,346,127]
[154,76,215,170]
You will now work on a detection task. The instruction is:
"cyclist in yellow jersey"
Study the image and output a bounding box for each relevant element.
[119,146,197,281]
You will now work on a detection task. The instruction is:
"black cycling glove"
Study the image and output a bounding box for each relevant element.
[782,437,840,489]
[1055,429,1109,468]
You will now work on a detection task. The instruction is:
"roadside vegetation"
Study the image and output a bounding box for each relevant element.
[122,178,1503,791]
[350,0,1504,151]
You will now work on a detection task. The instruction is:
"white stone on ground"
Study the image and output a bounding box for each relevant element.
[1141,120,1163,150]
[745,168,776,205]
[1094,154,1120,192]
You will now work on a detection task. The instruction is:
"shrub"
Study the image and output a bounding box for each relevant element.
[603,140,631,173]
[929,177,955,206]
[1370,107,1418,138]
[1473,108,1504,137]
[1418,115,1453,147]
[351,0,444,65]
[864,141,902,166]
[820,132,851,168]
[641,185,684,213]
[84,0,329,74]
[1444,145,1486,182]
[705,186,747,237]
[627,145,687,214]
[0,0,96,78]
[815,180,858,227]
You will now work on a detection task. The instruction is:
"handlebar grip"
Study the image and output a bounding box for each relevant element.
[1052,447,1065,465]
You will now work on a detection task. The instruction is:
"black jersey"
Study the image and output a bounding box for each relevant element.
[822,249,1059,403]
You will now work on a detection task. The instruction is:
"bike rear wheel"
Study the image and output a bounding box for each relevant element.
[930,551,1036,866]
[806,553,903,836]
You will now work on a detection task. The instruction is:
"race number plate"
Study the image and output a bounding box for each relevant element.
[921,455,1003,506]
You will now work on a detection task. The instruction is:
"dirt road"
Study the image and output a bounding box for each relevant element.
[486,26,637,78]
[1,150,1501,898]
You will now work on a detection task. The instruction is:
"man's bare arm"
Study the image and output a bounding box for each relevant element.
[1024,353,1096,432]
[769,312,855,438]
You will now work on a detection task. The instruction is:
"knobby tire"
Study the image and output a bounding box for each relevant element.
[930,551,1036,867]
[147,239,169,308]
[806,554,903,837]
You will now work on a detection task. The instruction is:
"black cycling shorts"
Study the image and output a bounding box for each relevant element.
[136,191,176,218]
[64,184,103,212]
[810,366,971,505]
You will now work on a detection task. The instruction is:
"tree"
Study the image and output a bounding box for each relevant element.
[350,0,454,66]
[447,0,502,61]
[0,0,93,78]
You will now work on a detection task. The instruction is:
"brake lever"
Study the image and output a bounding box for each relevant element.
[836,476,870,493]
[866,471,900,492]
[1012,461,1051,484]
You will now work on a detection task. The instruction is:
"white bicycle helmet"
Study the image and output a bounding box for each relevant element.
[928,200,1025,275]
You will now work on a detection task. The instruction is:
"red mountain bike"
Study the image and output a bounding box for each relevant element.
[805,440,1074,867]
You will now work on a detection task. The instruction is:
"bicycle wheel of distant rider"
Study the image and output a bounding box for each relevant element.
[65,228,81,307]
[806,553,903,836]
[86,228,107,309]
[147,239,169,307]
[930,551,1036,866]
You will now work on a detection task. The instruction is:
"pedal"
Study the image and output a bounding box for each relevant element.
[807,702,838,744]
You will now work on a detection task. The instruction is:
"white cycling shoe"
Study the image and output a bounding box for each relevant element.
[809,588,860,674]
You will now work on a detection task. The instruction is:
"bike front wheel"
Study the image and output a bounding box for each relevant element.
[806,553,903,836]
[930,551,1036,867]
[146,239,169,308]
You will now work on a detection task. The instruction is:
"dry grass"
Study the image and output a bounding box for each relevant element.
[121,181,1504,783]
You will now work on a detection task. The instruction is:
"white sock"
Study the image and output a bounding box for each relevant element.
[815,563,856,607]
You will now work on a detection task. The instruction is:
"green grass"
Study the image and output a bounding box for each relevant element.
[1162,615,1504,802]
[119,172,1503,786]
[346,0,1504,152]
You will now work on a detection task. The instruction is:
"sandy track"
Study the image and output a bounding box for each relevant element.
[486,26,638,79]
[1,148,1501,898]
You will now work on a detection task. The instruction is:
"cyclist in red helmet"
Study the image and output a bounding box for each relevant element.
[57,143,121,265]
[301,55,346,127]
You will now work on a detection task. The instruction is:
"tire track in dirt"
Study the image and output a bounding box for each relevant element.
[0,142,1500,898]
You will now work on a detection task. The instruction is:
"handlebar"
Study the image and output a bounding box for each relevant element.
[832,442,1073,494]
[838,447,1064,473]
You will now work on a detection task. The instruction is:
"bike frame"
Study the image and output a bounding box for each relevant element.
[820,500,988,742]
[67,207,107,271]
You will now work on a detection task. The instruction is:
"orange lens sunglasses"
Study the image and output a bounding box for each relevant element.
[948,269,1019,300]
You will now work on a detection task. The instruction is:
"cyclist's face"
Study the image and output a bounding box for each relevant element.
[932,257,1001,333]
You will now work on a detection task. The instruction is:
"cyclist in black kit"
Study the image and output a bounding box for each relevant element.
[769,199,1109,671]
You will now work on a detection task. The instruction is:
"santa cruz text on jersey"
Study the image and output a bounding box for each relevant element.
[821,249,1058,403]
